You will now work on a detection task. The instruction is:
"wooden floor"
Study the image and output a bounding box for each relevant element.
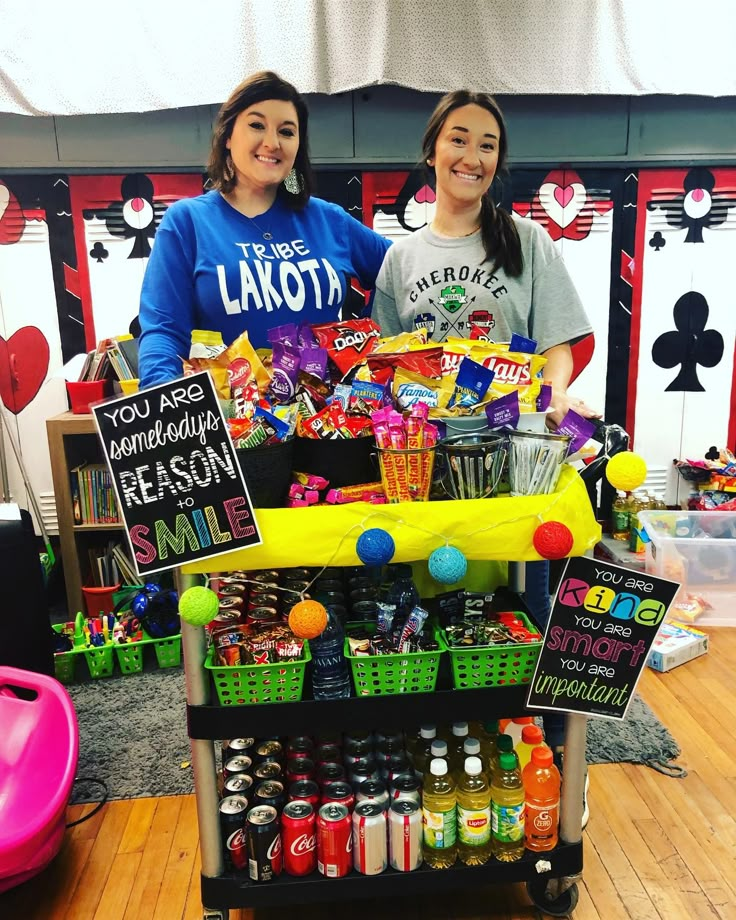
[2,628,734,920]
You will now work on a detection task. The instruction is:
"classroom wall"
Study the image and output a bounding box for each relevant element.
[1,90,735,533]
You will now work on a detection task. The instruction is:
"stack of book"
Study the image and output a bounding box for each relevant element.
[79,336,139,383]
[86,540,139,588]
[70,462,120,524]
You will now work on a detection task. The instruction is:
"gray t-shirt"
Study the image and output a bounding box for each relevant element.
[372,215,592,353]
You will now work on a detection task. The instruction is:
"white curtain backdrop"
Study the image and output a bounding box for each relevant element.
[1,0,735,116]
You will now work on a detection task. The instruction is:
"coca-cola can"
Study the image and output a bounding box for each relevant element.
[388,800,423,871]
[217,595,245,614]
[288,779,321,809]
[390,774,421,805]
[223,773,253,800]
[356,779,390,810]
[352,801,387,875]
[223,738,255,761]
[246,804,282,881]
[224,755,253,781]
[218,583,246,598]
[254,740,284,765]
[250,570,280,586]
[317,802,353,878]
[253,761,283,782]
[286,736,314,760]
[281,800,317,877]
[315,742,342,766]
[286,757,315,784]
[220,794,249,870]
[247,606,279,627]
[322,780,355,812]
[316,762,345,788]
[253,779,286,812]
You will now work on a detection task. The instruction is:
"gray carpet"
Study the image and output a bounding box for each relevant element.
[67,668,684,804]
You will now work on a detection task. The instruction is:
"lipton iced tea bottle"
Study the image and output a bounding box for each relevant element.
[491,752,525,862]
[422,758,457,868]
[456,756,492,866]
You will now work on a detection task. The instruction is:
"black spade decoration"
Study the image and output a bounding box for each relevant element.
[652,292,724,391]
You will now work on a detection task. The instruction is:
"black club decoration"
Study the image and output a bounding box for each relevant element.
[652,292,724,392]
[649,231,665,252]
[89,241,109,263]
[705,446,720,461]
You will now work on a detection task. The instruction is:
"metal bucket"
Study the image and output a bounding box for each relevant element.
[508,429,571,496]
[436,433,507,500]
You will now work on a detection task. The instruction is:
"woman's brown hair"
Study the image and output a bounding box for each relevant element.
[421,90,522,277]
[208,70,314,208]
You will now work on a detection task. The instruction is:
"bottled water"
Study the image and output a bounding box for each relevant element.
[309,606,351,700]
[384,564,420,625]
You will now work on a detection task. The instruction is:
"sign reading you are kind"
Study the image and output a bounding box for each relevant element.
[526,556,679,721]
[93,371,261,576]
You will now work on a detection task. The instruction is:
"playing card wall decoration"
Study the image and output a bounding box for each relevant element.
[652,291,724,392]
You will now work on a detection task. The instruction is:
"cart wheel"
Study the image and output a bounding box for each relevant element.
[526,879,579,917]
[203,911,228,920]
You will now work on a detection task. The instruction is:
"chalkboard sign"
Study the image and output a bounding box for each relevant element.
[93,372,261,576]
[526,556,679,721]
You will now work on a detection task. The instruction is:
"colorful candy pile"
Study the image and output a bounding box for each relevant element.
[346,604,439,656]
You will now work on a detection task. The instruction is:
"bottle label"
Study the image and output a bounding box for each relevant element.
[423,805,456,849]
[612,510,628,531]
[457,805,490,846]
[526,799,558,840]
[491,800,525,843]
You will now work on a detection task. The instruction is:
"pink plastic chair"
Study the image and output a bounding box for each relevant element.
[0,666,79,893]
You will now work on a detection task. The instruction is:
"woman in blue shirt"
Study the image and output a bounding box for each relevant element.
[139,71,390,388]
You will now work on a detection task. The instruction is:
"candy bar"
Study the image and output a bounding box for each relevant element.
[293,470,329,490]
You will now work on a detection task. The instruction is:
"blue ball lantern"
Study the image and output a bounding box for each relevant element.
[356,528,396,566]
[428,545,467,584]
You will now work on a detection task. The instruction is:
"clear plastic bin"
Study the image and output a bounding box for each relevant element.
[639,510,736,627]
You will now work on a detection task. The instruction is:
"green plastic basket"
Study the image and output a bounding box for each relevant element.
[115,642,145,675]
[345,632,443,696]
[151,634,182,668]
[112,584,144,612]
[205,643,311,705]
[53,650,77,684]
[439,612,542,689]
[83,644,115,679]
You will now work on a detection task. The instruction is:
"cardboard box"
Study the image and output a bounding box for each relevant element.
[647,620,709,672]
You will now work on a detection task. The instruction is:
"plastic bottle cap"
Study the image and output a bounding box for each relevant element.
[420,726,437,739]
[512,717,534,725]
[521,725,544,744]
[452,721,469,736]
[464,756,482,775]
[497,734,514,752]
[430,758,448,776]
[463,738,481,755]
[499,752,517,770]
[430,740,447,757]
[531,746,554,768]
[482,720,499,733]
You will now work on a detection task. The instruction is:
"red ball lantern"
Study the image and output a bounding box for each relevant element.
[533,521,574,560]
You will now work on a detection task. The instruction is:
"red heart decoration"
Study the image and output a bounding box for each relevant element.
[0,327,50,414]
[554,185,575,208]
[415,184,436,204]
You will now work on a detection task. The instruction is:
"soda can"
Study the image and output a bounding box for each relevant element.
[352,801,388,875]
[286,757,315,784]
[388,800,423,871]
[343,737,374,766]
[218,583,247,598]
[247,607,280,627]
[356,779,390,811]
[286,736,314,760]
[253,780,286,812]
[220,794,249,871]
[251,570,280,585]
[217,595,245,614]
[322,780,355,812]
[281,801,317,877]
[253,761,283,782]
[390,774,421,805]
[316,762,345,788]
[283,579,311,594]
[375,730,405,753]
[223,755,253,781]
[223,773,254,800]
[288,779,321,809]
[315,742,341,766]
[317,803,353,878]
[248,591,280,612]
[350,758,380,789]
[284,567,312,581]
[380,751,410,784]
[314,731,342,749]
[254,740,284,765]
[246,804,282,881]
[222,738,255,761]
[312,578,343,593]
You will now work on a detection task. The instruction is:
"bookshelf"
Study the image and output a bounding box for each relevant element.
[46,412,126,615]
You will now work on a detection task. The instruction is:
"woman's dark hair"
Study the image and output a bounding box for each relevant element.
[421,90,522,277]
[208,70,314,208]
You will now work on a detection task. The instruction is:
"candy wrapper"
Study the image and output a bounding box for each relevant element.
[398,605,428,651]
[267,341,301,404]
[485,390,520,429]
[556,409,597,454]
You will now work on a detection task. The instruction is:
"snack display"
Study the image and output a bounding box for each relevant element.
[346,604,438,657]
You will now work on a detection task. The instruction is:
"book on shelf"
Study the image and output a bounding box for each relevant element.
[86,540,139,588]
[80,336,139,383]
[69,462,121,525]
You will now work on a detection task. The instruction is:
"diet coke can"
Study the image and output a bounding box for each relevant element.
[246,805,282,881]
[356,779,390,811]
[288,779,321,809]
[352,801,388,875]
[322,780,355,812]
[286,757,315,784]
[317,803,353,878]
[380,751,410,783]
[388,799,423,871]
[390,774,421,805]
[219,794,249,871]
[281,801,317,877]
[350,757,380,789]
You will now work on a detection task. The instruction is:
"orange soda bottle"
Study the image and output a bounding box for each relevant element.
[522,746,560,851]
[515,725,545,770]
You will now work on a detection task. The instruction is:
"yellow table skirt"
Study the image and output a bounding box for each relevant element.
[181,465,600,575]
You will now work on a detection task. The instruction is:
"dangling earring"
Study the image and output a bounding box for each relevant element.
[224,152,235,183]
[283,168,302,195]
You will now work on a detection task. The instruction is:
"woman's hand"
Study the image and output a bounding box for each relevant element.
[546,391,601,429]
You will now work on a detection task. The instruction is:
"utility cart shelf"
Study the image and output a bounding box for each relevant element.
[178,479,599,919]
